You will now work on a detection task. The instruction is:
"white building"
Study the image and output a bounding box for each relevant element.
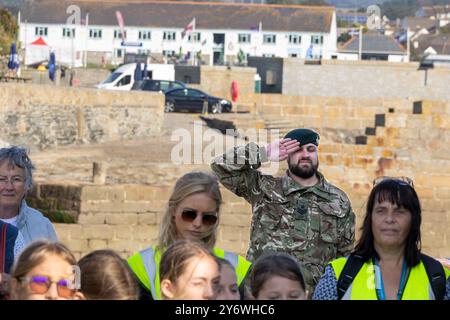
[18,0,337,67]
[338,32,408,63]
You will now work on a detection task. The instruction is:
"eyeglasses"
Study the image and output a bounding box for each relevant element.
[181,209,218,226]
[20,275,79,298]
[373,176,414,188]
[0,176,25,186]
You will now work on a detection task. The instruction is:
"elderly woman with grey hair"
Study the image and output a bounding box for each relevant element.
[0,146,57,246]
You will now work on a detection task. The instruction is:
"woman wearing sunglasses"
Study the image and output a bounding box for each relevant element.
[10,241,82,300]
[128,171,251,300]
[313,177,450,300]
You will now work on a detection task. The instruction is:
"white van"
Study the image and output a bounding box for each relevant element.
[96,63,175,91]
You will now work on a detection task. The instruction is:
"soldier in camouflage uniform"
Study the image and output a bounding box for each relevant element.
[211,128,355,291]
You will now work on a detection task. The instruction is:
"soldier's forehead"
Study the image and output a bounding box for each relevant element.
[300,143,318,149]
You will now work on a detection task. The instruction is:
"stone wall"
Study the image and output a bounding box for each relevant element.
[26,98,450,260]
[21,68,111,88]
[0,83,165,150]
[283,59,450,100]
[197,65,257,111]
[27,183,251,260]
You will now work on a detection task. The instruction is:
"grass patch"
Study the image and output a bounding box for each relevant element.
[41,209,76,224]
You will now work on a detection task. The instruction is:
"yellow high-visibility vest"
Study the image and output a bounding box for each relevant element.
[331,257,450,300]
[128,245,252,300]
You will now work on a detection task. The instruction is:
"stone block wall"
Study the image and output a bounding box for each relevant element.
[21,68,111,88]
[24,94,450,261]
[199,65,256,109]
[30,97,450,260]
[283,59,450,100]
[27,183,251,259]
[0,83,165,150]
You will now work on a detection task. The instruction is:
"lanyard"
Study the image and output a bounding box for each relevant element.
[373,257,408,300]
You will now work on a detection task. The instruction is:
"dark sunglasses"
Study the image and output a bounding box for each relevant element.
[20,275,77,298]
[181,209,218,226]
[373,176,414,188]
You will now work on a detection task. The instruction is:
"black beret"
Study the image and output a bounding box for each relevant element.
[284,128,320,146]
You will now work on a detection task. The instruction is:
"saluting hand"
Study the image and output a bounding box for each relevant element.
[266,138,300,162]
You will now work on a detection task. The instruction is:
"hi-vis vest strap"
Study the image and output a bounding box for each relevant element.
[331,257,450,300]
[128,245,252,300]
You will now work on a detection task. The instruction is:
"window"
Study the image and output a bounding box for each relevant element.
[188,89,204,97]
[188,32,201,42]
[35,27,48,36]
[171,82,185,90]
[163,50,176,57]
[116,75,131,87]
[62,28,75,38]
[311,35,324,45]
[142,81,160,91]
[114,30,126,39]
[170,89,187,97]
[139,30,151,40]
[114,49,124,58]
[263,34,276,44]
[289,34,301,44]
[163,31,176,41]
[238,33,251,43]
[137,49,151,55]
[89,29,102,39]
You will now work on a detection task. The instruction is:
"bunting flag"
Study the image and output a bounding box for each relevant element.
[182,18,196,39]
[115,11,126,42]
[250,21,262,32]
[81,12,89,26]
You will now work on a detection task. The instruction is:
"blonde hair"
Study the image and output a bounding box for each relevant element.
[11,241,77,300]
[158,171,222,250]
[159,239,217,299]
[78,250,139,300]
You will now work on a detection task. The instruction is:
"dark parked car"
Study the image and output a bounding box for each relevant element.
[132,79,187,92]
[164,88,232,113]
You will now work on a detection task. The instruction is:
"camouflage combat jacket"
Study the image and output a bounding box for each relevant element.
[211,142,355,289]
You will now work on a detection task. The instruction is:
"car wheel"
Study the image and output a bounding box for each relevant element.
[211,103,222,114]
[164,101,175,113]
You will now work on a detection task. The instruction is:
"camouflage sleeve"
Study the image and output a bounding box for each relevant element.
[211,142,268,203]
[337,203,355,257]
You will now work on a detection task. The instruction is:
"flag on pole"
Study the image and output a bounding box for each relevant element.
[250,21,262,32]
[116,11,126,42]
[182,18,196,39]
[81,12,89,26]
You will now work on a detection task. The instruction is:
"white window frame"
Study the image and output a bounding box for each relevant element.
[188,32,201,43]
[114,30,126,39]
[263,34,276,44]
[89,29,103,39]
[62,27,75,38]
[163,50,176,57]
[238,33,251,44]
[289,34,302,45]
[137,49,151,55]
[114,48,124,58]
[35,27,48,36]
[163,31,176,41]
[139,30,152,40]
[311,35,324,45]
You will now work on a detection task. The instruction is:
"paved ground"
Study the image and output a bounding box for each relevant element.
[30,111,360,185]
[31,113,247,185]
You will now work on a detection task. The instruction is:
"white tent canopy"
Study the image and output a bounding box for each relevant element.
[25,36,83,67]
